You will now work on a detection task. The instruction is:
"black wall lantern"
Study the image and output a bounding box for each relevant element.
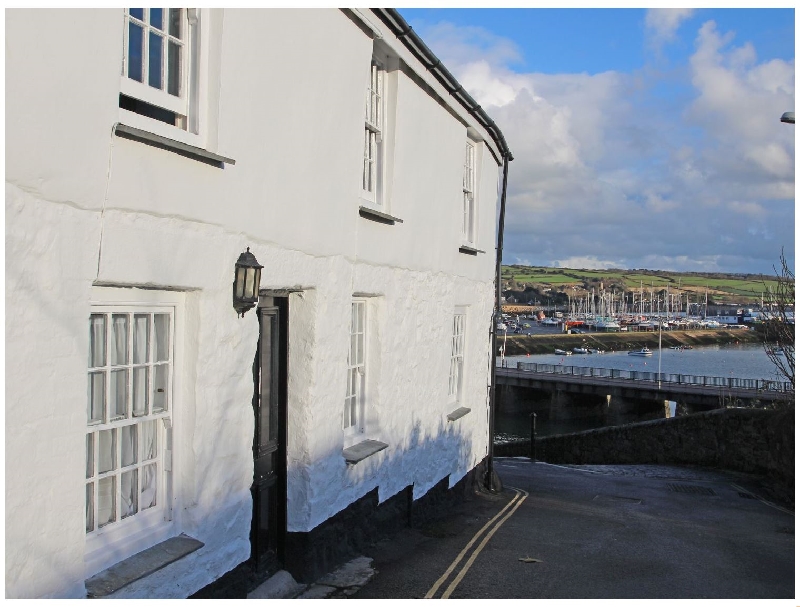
[233,247,263,317]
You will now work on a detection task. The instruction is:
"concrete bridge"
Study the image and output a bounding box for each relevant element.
[497,362,792,410]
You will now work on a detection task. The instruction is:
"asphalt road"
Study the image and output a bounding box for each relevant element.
[352,459,795,599]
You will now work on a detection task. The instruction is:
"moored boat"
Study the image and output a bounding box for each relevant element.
[628,347,653,356]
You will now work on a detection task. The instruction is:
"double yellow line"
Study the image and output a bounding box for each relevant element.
[424,487,529,599]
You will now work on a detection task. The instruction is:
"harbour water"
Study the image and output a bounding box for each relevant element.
[499,343,782,381]
[495,343,785,441]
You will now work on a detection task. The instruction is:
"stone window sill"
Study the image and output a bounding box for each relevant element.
[115,123,235,168]
[343,439,389,464]
[85,533,204,598]
[459,245,484,256]
[359,206,404,225]
[447,407,471,422]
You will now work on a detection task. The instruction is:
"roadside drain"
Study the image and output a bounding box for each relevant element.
[667,483,716,496]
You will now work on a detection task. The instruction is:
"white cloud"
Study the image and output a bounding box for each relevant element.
[553,256,625,270]
[413,18,794,274]
[645,8,695,49]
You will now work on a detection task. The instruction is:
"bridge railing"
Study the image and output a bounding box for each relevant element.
[509,361,792,393]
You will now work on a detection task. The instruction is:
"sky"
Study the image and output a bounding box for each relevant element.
[398,7,795,275]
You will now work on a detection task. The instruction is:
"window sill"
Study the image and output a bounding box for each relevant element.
[85,533,204,598]
[114,123,235,168]
[447,407,471,422]
[342,439,389,464]
[359,206,404,225]
[459,245,485,256]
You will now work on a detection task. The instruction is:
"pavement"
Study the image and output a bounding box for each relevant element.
[249,458,795,599]
[246,556,377,599]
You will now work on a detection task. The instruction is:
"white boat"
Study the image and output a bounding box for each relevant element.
[572,347,588,354]
[628,347,653,356]
[554,349,572,356]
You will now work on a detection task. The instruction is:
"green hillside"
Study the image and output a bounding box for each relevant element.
[501,265,781,305]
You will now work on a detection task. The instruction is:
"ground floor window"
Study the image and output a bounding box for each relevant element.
[344,300,366,434]
[87,306,174,533]
[85,288,182,576]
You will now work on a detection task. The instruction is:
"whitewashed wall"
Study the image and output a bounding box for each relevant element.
[5,8,502,598]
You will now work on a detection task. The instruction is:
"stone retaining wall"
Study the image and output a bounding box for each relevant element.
[496,408,794,505]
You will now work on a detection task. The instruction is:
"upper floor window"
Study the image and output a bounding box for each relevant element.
[362,59,384,206]
[462,141,476,246]
[121,8,193,129]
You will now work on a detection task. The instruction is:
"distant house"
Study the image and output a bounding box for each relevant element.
[5,8,511,599]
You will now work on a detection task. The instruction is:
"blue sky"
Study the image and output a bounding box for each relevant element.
[399,7,795,274]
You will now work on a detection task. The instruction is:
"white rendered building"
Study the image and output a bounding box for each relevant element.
[5,8,511,598]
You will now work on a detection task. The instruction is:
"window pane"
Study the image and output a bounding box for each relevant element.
[349,333,356,366]
[154,314,170,362]
[86,482,94,533]
[129,8,144,21]
[363,130,370,190]
[140,420,157,461]
[88,372,105,424]
[133,367,148,416]
[133,314,149,363]
[167,40,181,97]
[110,314,128,365]
[86,433,94,479]
[121,469,138,518]
[89,314,106,367]
[168,8,182,38]
[110,369,128,419]
[356,334,363,366]
[152,365,167,412]
[98,477,115,527]
[98,429,116,473]
[127,22,144,82]
[141,463,157,510]
[148,32,163,89]
[344,397,351,428]
[150,8,163,30]
[121,424,137,467]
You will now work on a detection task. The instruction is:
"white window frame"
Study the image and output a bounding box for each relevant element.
[344,299,367,438]
[462,141,477,246]
[85,287,184,580]
[119,8,207,147]
[362,58,385,207]
[448,308,467,403]
[121,9,190,118]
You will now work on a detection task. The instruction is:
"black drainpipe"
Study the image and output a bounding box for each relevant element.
[487,155,510,491]
[370,8,513,491]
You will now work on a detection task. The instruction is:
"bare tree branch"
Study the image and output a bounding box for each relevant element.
[761,248,794,396]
